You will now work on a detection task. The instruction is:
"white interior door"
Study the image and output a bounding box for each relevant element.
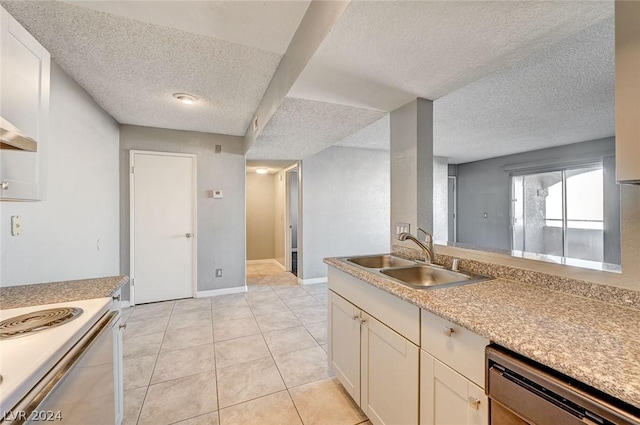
[131,151,196,304]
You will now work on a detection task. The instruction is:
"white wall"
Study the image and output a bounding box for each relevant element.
[246,172,276,260]
[1,62,120,286]
[301,146,390,280]
[274,170,285,266]
[119,125,245,297]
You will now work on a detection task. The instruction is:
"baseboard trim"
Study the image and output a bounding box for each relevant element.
[297,277,328,285]
[121,301,131,308]
[196,286,247,298]
[246,259,286,270]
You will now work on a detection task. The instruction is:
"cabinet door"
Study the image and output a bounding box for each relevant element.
[421,351,488,425]
[0,6,50,200]
[329,291,362,405]
[362,313,419,425]
[112,313,124,425]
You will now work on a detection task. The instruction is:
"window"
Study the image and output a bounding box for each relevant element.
[511,164,604,262]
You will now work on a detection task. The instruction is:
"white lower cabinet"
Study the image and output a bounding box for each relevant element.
[420,350,488,425]
[329,290,362,401]
[362,312,419,425]
[329,291,419,425]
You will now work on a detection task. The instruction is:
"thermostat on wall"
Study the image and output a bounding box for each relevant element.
[212,190,223,199]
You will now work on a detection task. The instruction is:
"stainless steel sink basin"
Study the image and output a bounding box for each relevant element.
[380,265,485,289]
[347,255,416,269]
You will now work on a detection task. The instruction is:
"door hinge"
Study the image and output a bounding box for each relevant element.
[131,278,134,286]
[131,166,135,174]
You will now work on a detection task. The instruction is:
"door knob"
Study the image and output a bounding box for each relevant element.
[185,232,193,238]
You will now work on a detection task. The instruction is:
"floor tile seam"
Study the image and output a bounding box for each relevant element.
[211,324,222,418]
[165,409,219,425]
[217,387,290,412]
[282,387,306,425]
[156,340,216,357]
[213,328,262,343]
[131,385,149,425]
[256,322,302,334]
[149,363,217,386]
[257,314,296,396]
[302,324,326,347]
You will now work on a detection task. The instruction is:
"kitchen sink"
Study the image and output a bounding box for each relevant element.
[380,265,487,289]
[347,255,416,269]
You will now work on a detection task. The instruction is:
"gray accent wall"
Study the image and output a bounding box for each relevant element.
[455,137,620,262]
[301,146,390,280]
[119,125,246,299]
[1,62,120,286]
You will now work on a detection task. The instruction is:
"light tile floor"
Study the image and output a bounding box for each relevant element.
[122,263,370,425]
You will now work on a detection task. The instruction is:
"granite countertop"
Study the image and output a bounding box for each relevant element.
[0,276,129,309]
[324,256,640,410]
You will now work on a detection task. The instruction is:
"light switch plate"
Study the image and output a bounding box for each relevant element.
[213,190,223,199]
[11,215,21,236]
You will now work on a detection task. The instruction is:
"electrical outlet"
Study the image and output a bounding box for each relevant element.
[11,215,21,236]
[215,269,223,278]
[395,222,410,237]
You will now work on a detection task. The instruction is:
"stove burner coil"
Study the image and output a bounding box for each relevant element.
[0,307,83,339]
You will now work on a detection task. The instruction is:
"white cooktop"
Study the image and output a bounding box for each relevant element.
[0,297,111,415]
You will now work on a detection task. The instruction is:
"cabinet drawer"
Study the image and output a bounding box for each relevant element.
[421,309,488,388]
[329,267,420,345]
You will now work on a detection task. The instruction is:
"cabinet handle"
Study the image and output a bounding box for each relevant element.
[443,326,455,337]
[352,314,360,321]
[468,397,481,410]
[112,294,121,302]
[119,323,127,330]
[359,317,367,324]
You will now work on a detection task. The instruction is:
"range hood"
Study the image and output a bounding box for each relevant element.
[0,116,37,152]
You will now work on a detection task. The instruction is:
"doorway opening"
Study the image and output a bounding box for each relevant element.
[285,165,300,276]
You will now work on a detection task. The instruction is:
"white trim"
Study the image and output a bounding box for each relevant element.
[129,150,198,305]
[197,286,247,298]
[121,301,131,309]
[246,259,285,270]
[297,277,328,285]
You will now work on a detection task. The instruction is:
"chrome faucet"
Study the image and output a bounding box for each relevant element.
[398,229,434,263]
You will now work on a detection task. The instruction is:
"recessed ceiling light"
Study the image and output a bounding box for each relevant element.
[173,93,197,105]
[256,168,269,174]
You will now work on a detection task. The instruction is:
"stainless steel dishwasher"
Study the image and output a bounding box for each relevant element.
[486,345,640,425]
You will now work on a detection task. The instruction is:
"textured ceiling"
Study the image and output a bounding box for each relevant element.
[334,115,389,151]
[433,16,614,164]
[246,97,385,160]
[289,1,613,111]
[63,0,310,55]
[1,1,286,135]
[325,16,614,163]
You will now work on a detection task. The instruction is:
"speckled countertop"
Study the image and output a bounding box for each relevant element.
[325,257,640,410]
[0,276,129,309]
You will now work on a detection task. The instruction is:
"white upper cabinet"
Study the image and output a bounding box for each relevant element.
[615,1,640,184]
[0,6,50,200]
